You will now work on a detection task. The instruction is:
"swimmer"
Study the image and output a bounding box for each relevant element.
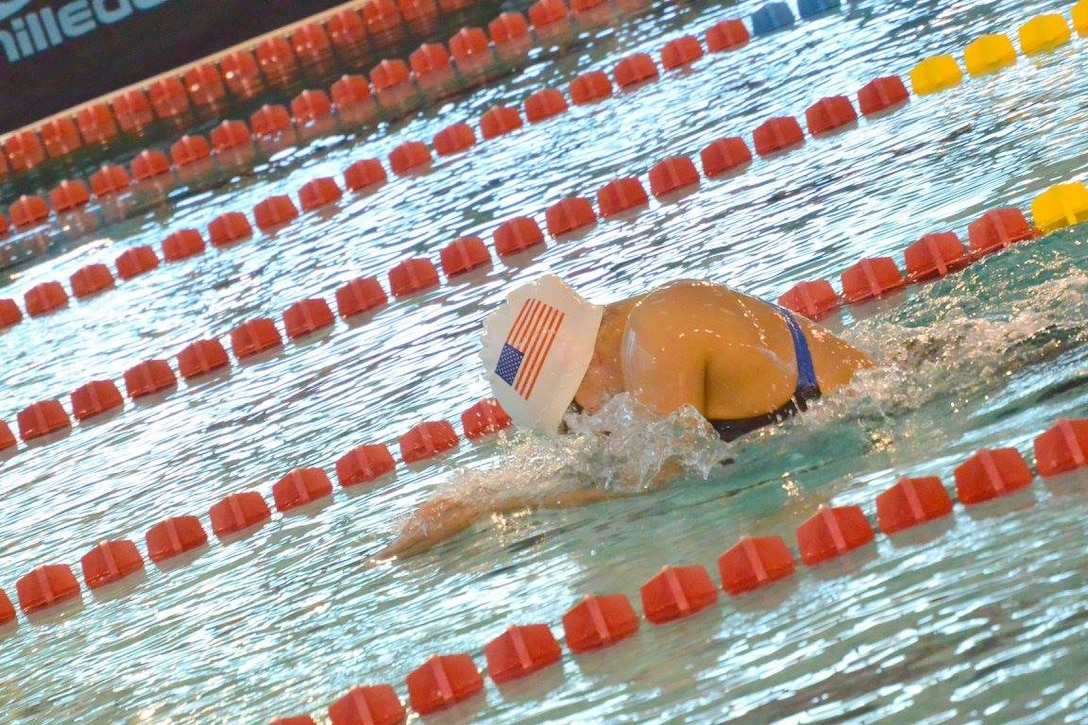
[378,275,873,559]
[555,278,872,440]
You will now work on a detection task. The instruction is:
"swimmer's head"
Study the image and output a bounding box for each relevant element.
[481,275,604,433]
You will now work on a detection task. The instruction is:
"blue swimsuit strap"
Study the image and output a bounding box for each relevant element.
[774,305,819,392]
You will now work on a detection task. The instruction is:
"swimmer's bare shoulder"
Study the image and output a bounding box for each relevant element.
[620,281,760,416]
[622,281,763,347]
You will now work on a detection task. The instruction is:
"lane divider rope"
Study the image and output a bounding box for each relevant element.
[3,416,1084,725]
[0,0,517,187]
[1,8,1087,721]
[2,1,1079,318]
[0,0,666,223]
[1,162,1084,645]
[1,4,1084,468]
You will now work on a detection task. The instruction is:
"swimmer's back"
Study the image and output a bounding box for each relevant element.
[619,281,871,421]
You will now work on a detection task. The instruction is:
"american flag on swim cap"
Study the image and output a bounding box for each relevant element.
[494,297,565,400]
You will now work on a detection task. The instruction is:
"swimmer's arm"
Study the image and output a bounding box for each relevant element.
[375,487,617,560]
[803,323,876,393]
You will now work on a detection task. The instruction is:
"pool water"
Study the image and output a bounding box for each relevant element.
[2,0,1087,723]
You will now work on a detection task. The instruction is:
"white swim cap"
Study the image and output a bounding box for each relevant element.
[481,275,604,433]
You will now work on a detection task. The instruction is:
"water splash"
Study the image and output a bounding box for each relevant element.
[441,395,731,512]
[813,270,1088,425]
